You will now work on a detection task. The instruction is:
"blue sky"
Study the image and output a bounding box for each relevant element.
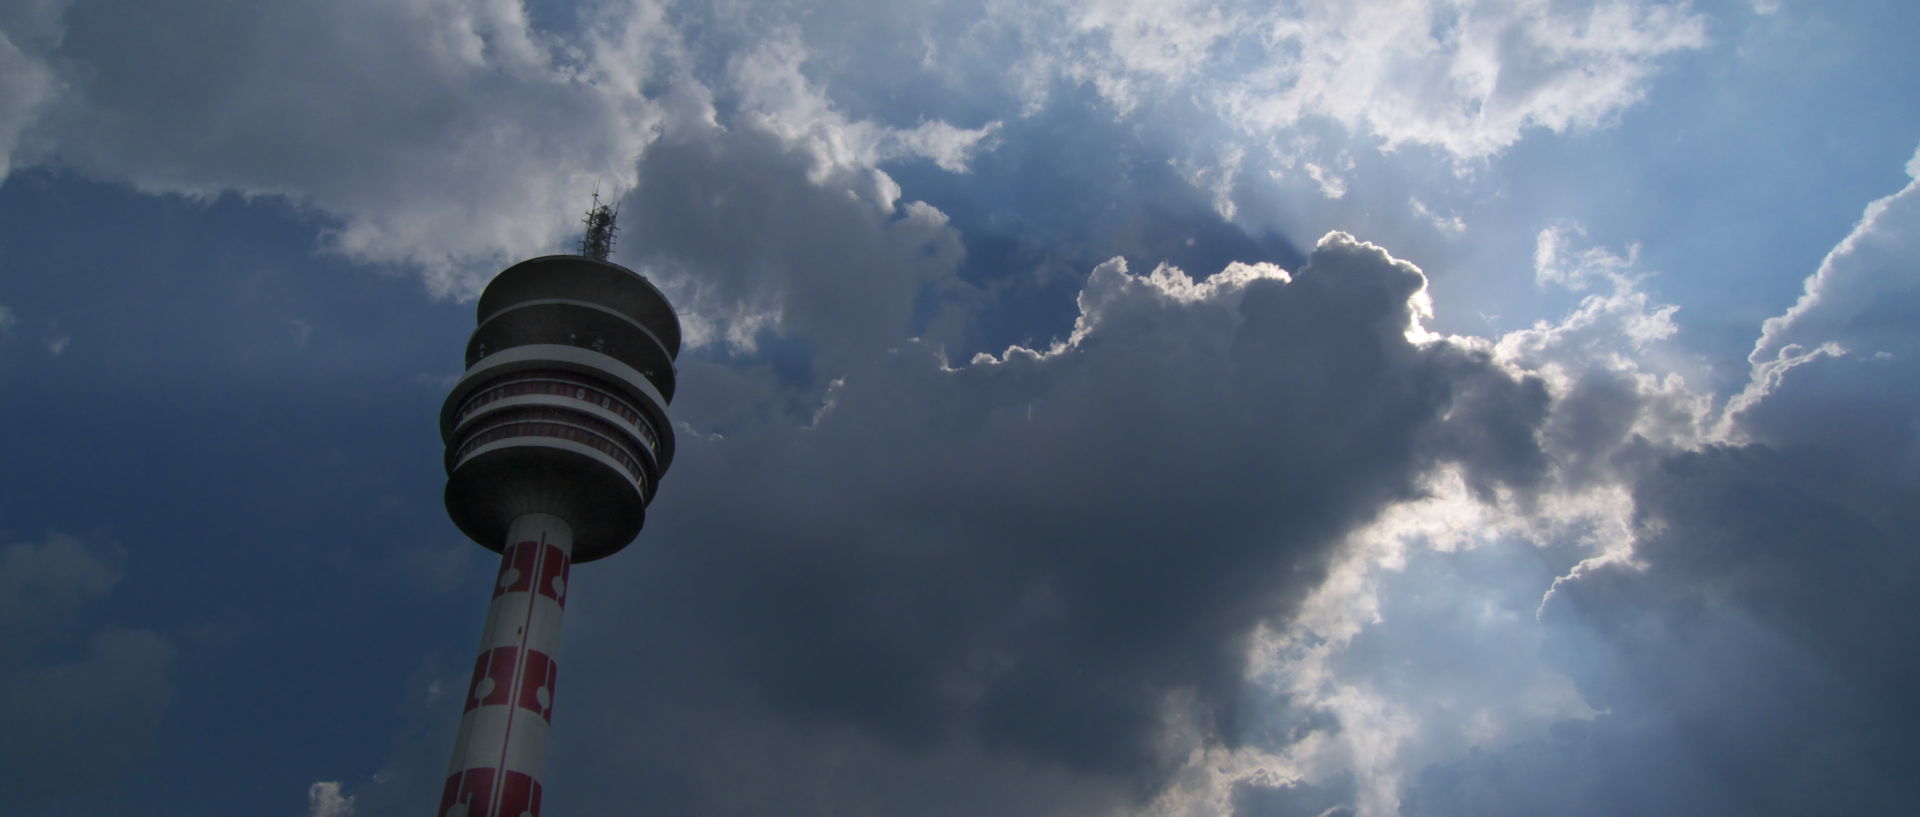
[2,1,1917,816]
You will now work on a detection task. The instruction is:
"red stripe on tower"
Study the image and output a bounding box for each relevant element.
[535,543,570,608]
[493,541,538,598]
[517,648,558,721]
[437,769,543,817]
[464,647,517,713]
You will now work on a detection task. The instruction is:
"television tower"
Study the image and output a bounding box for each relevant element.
[436,196,679,817]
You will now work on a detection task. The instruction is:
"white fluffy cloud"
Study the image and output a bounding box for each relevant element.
[305,781,357,817]
[1017,0,1705,159]
[730,34,1002,176]
[20,0,688,294]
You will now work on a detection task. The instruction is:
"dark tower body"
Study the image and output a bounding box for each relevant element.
[436,234,679,816]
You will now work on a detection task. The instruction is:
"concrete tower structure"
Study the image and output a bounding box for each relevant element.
[436,201,678,817]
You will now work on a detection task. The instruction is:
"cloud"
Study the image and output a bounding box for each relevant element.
[1015,0,1705,160]
[0,533,120,644]
[0,0,1004,303]
[618,115,968,362]
[306,781,356,817]
[7,0,688,293]
[0,535,174,814]
[1533,221,1636,289]
[728,34,1003,176]
[1500,223,1705,460]
[1408,198,1465,236]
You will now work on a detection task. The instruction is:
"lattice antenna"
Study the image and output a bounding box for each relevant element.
[579,189,619,261]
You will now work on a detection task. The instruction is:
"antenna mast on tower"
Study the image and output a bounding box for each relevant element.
[579,190,618,261]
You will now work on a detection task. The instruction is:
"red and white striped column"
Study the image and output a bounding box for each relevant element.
[438,513,573,817]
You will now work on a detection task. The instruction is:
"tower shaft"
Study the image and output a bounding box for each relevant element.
[439,513,574,817]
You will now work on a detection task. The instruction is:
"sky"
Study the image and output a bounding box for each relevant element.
[1,1,1918,815]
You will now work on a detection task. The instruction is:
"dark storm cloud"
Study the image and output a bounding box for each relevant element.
[498,232,1560,815]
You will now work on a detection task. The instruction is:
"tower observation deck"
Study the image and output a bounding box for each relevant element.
[436,200,680,817]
